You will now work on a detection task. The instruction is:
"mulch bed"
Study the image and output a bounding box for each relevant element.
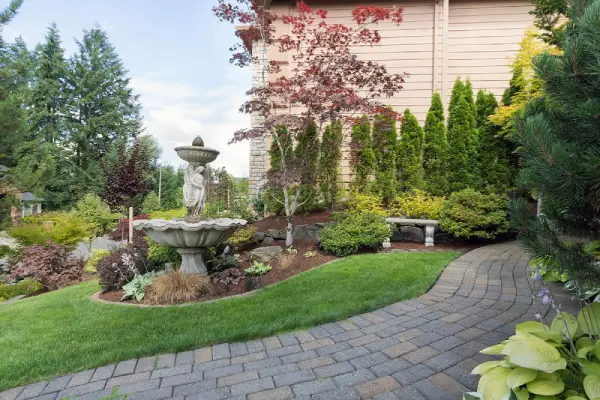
[97,212,502,306]
[98,240,339,305]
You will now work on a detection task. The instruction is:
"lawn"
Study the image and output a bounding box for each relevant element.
[0,251,458,390]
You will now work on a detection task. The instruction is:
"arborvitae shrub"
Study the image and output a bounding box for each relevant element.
[319,121,343,209]
[349,115,375,191]
[423,93,449,196]
[372,109,398,205]
[396,109,424,192]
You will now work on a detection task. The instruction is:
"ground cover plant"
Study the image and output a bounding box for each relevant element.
[0,250,458,390]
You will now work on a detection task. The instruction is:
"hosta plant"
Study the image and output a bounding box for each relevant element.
[466,304,600,399]
[122,271,158,301]
[245,262,272,276]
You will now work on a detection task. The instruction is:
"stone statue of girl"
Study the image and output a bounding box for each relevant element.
[184,164,208,219]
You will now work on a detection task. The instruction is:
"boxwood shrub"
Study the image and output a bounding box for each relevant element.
[319,212,391,257]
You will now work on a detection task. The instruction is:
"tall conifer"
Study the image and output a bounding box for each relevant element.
[349,115,375,191]
[372,109,398,204]
[396,109,424,192]
[423,93,449,196]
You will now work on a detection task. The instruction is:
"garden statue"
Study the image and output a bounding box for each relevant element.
[183,164,207,220]
[133,136,246,274]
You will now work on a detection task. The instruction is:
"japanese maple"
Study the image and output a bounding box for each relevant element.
[214,0,407,245]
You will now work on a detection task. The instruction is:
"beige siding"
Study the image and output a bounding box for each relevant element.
[250,0,533,193]
[446,0,532,101]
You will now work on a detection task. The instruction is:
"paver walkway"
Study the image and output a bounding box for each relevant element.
[1,242,543,400]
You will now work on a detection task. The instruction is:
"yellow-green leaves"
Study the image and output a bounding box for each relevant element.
[581,360,600,377]
[585,375,600,398]
[505,335,567,373]
[527,380,564,395]
[481,344,505,355]
[507,367,537,389]
[477,367,511,400]
[578,303,600,336]
[550,312,578,338]
[472,361,506,375]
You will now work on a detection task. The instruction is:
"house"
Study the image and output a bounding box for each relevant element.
[248,0,534,195]
[19,192,44,217]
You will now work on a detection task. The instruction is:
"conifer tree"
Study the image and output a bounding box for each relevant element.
[372,109,398,204]
[447,78,465,126]
[67,26,143,171]
[446,92,473,192]
[476,90,511,191]
[462,79,481,188]
[29,23,68,144]
[349,115,375,191]
[396,109,424,192]
[515,0,600,295]
[423,93,449,196]
[295,118,320,209]
[319,121,342,209]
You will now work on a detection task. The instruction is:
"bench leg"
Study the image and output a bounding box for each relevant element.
[425,225,435,247]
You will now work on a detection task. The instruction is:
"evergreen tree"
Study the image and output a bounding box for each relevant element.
[462,79,481,188]
[66,26,143,172]
[446,93,473,192]
[476,90,511,191]
[152,165,184,210]
[319,121,342,209]
[349,115,375,191]
[447,78,465,125]
[396,109,424,192]
[515,0,600,295]
[29,23,68,144]
[423,93,449,196]
[529,0,568,45]
[295,118,320,209]
[372,109,398,204]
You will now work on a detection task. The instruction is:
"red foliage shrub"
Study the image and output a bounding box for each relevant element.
[108,214,149,241]
[11,241,82,290]
[96,237,151,291]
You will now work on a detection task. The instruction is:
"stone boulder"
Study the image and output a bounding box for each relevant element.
[400,226,425,243]
[292,224,324,242]
[255,231,266,241]
[261,237,275,246]
[265,229,286,240]
[250,246,282,264]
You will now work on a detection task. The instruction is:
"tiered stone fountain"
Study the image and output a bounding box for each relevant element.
[133,136,247,274]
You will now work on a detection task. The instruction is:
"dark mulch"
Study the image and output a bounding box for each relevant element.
[251,210,333,232]
[98,241,339,305]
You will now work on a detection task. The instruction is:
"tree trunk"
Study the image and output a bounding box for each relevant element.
[286,216,293,247]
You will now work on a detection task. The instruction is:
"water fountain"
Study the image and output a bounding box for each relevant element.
[133,136,247,275]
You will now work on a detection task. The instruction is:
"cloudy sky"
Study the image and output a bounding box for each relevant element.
[5,0,251,177]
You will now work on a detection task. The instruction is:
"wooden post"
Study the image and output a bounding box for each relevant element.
[128,207,134,244]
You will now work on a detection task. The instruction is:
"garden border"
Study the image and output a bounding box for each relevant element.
[89,258,345,308]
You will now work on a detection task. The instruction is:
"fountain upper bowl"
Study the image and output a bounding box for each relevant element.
[174,146,220,165]
[133,218,247,248]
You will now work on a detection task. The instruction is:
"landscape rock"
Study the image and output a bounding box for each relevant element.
[292,224,323,242]
[265,229,286,240]
[255,231,266,241]
[399,226,425,243]
[261,237,275,246]
[250,246,282,263]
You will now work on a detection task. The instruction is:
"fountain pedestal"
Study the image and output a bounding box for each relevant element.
[177,248,208,274]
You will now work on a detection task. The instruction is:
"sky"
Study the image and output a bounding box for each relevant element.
[4,0,251,177]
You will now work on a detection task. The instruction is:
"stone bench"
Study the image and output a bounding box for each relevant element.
[383,217,440,247]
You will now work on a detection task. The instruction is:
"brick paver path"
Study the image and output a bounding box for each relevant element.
[1,242,540,400]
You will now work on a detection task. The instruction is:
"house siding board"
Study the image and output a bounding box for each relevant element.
[249,0,533,194]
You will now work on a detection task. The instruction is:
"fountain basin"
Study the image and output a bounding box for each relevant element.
[133,218,247,274]
[174,146,219,166]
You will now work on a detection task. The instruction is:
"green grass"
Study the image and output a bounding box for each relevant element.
[0,251,458,390]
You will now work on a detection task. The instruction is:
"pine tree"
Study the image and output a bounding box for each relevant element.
[372,109,398,204]
[29,23,68,144]
[319,121,342,209]
[295,118,320,210]
[423,93,449,196]
[396,109,424,192]
[476,90,511,191]
[349,115,375,191]
[446,93,473,192]
[515,0,600,295]
[67,26,143,171]
[462,79,481,188]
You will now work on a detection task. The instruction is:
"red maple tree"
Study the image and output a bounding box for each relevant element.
[214,0,408,245]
